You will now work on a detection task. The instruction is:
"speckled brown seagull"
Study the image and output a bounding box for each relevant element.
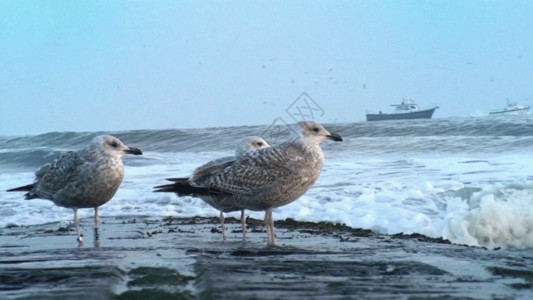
[159,121,342,246]
[7,135,142,244]
[155,136,270,241]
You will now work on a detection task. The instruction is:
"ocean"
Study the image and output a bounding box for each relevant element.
[1,116,533,250]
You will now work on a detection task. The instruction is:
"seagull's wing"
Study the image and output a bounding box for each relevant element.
[208,145,303,197]
[191,156,235,185]
[33,151,87,199]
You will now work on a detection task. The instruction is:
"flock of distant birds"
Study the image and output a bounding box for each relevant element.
[7,121,342,246]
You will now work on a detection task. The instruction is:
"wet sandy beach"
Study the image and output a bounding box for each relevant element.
[1,216,532,299]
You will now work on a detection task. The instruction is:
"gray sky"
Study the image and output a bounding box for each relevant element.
[1,1,532,135]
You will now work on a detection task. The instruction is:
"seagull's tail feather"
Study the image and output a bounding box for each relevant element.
[6,184,39,200]
[6,184,34,192]
[154,178,228,197]
[165,177,189,182]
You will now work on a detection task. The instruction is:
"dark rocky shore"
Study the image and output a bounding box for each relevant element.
[1,216,532,299]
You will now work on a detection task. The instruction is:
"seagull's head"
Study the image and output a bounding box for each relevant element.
[296,121,343,146]
[92,135,143,158]
[235,136,270,156]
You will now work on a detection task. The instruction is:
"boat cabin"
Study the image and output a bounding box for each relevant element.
[391,98,420,112]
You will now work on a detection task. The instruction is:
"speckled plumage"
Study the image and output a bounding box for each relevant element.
[205,121,342,245]
[190,136,270,186]
[155,136,270,241]
[7,135,142,244]
[204,143,324,210]
[33,148,124,208]
[157,121,342,245]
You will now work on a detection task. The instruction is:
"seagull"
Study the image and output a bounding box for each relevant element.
[162,121,342,246]
[7,135,142,244]
[155,136,270,241]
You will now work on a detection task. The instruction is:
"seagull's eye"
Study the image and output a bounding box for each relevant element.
[257,142,264,147]
[110,141,119,148]
[312,127,320,132]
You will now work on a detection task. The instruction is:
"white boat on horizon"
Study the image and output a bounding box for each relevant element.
[366,98,439,121]
[489,100,530,115]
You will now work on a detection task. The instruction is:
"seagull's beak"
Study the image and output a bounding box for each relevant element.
[124,147,143,155]
[326,132,343,142]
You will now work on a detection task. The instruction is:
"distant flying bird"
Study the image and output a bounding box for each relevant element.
[7,135,142,244]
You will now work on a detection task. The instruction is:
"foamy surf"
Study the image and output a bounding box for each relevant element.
[2,117,533,249]
[443,183,533,249]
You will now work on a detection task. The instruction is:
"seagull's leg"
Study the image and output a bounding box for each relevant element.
[240,209,248,242]
[93,206,100,242]
[264,209,272,245]
[219,211,226,241]
[73,208,83,244]
[267,209,277,246]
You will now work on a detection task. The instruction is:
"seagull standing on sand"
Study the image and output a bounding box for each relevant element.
[7,135,142,244]
[159,121,342,246]
[155,136,270,241]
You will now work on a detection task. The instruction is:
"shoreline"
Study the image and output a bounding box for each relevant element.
[1,216,532,299]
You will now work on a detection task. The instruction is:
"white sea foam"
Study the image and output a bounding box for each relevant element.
[442,183,533,249]
[2,149,533,249]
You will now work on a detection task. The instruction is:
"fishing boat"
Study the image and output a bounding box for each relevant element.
[489,100,530,115]
[366,98,439,122]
